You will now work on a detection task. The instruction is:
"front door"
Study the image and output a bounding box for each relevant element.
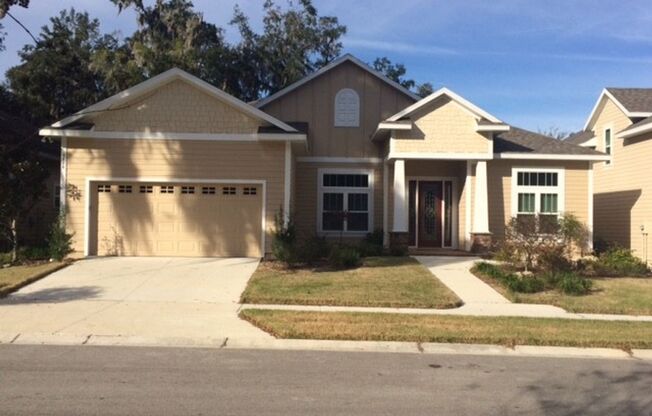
[418,181,443,247]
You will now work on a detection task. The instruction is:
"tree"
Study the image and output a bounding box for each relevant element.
[6,8,111,123]
[0,0,31,50]
[231,0,346,100]
[538,126,569,140]
[0,87,48,262]
[372,56,434,98]
[109,0,227,80]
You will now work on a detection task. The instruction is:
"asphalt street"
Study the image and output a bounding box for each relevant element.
[1,345,651,415]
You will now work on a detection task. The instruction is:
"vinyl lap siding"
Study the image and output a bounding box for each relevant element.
[64,138,285,256]
[591,98,652,259]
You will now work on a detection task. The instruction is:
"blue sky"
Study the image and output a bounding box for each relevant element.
[2,0,652,133]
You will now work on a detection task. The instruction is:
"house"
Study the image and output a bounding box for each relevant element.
[39,54,607,258]
[567,88,652,262]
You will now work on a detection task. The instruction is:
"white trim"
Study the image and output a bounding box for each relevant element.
[283,142,292,225]
[39,128,306,143]
[51,68,297,132]
[391,160,407,232]
[579,137,597,147]
[296,156,382,164]
[255,54,419,108]
[383,161,389,247]
[386,87,502,124]
[618,121,652,139]
[83,177,267,257]
[465,161,473,251]
[388,152,492,160]
[59,137,68,216]
[588,162,594,250]
[510,167,565,219]
[377,122,413,131]
[406,176,459,249]
[495,153,610,161]
[583,88,652,131]
[476,124,510,132]
[316,168,375,236]
[472,161,490,234]
[603,124,613,166]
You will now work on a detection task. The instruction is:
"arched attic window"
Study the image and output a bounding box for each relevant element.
[334,88,360,127]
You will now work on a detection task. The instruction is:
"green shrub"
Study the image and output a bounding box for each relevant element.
[20,246,50,261]
[555,272,593,295]
[298,236,329,265]
[328,245,361,269]
[473,262,544,293]
[0,251,12,265]
[594,247,648,277]
[48,216,74,261]
[358,229,384,257]
[537,245,573,273]
[271,211,299,266]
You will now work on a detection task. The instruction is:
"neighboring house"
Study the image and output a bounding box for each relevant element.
[0,109,60,247]
[568,88,652,262]
[39,54,607,258]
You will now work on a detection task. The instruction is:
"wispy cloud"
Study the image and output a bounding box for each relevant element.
[345,38,459,56]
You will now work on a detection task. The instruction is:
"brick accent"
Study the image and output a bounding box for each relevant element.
[470,232,492,254]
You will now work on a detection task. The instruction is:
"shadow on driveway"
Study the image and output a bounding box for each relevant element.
[0,286,103,305]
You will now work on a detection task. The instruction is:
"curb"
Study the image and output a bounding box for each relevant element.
[2,332,651,361]
[0,262,70,298]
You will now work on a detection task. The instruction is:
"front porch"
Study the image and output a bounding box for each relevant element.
[387,158,491,252]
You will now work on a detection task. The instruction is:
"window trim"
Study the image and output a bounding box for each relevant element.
[317,168,374,235]
[604,126,613,166]
[511,167,565,219]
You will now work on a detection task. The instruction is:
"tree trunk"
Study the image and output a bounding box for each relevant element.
[10,218,17,263]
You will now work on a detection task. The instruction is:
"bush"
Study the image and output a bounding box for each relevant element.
[357,229,384,257]
[537,245,573,273]
[328,245,361,269]
[297,236,329,265]
[594,247,648,277]
[473,262,544,293]
[48,215,74,261]
[271,211,299,266]
[20,246,50,261]
[555,272,593,295]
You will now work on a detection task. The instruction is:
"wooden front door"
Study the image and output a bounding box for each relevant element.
[418,181,443,247]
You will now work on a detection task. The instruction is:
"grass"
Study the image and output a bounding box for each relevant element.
[0,262,67,297]
[240,309,652,350]
[240,256,462,309]
[472,263,652,316]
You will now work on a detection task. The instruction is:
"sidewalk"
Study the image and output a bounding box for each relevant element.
[240,255,652,322]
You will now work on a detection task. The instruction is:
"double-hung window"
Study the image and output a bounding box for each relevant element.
[319,170,373,233]
[513,168,564,233]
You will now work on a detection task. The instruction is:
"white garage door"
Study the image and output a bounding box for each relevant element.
[92,182,263,257]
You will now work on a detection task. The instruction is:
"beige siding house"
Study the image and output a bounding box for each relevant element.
[40,54,607,258]
[568,88,652,262]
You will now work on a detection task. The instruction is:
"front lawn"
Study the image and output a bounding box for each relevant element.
[472,263,652,316]
[240,309,652,350]
[0,262,67,297]
[240,256,462,309]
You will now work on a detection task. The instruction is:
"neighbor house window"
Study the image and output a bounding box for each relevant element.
[513,168,564,233]
[604,128,612,165]
[318,170,372,233]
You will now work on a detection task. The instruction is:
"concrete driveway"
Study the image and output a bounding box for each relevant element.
[0,257,272,347]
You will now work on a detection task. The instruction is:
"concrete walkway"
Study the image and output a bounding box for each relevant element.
[242,255,652,322]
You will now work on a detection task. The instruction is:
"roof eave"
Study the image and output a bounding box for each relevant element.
[494,152,610,161]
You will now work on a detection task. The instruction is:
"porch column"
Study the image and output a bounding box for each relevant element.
[392,159,408,232]
[471,160,492,252]
[390,159,409,252]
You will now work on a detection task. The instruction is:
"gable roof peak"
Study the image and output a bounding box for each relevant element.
[254,54,420,108]
[50,67,297,133]
[386,86,502,123]
[584,87,652,130]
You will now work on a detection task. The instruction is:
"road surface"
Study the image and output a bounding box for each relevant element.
[1,345,650,415]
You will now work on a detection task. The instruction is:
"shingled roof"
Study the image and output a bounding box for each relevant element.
[606,88,652,113]
[494,127,604,156]
[564,130,594,146]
